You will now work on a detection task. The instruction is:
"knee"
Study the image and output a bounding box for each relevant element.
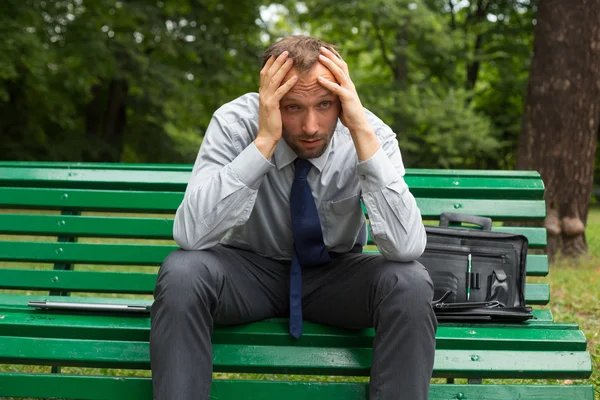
[375,260,434,314]
[154,249,220,310]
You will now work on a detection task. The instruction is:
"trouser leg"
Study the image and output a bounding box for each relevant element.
[302,253,437,400]
[150,246,289,400]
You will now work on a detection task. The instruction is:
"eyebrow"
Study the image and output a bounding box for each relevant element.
[281,94,334,103]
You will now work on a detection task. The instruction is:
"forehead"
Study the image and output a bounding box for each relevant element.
[281,63,336,103]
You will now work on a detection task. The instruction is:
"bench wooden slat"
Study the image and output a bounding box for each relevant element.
[416,198,546,220]
[0,294,563,327]
[0,268,551,304]
[1,187,546,219]
[523,255,548,276]
[0,242,171,265]
[0,162,544,180]
[0,240,548,276]
[0,269,156,293]
[0,214,175,239]
[0,306,586,351]
[0,166,544,199]
[0,309,585,350]
[0,187,181,213]
[0,374,593,400]
[0,336,591,378]
[0,214,548,248]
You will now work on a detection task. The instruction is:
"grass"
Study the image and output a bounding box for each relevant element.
[0,208,599,398]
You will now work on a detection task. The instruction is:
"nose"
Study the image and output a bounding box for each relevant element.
[302,109,319,135]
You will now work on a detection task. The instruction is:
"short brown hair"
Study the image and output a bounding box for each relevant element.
[262,35,340,74]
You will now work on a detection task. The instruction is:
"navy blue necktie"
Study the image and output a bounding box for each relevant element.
[289,158,331,338]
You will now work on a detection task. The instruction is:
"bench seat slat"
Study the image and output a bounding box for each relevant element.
[0,268,551,304]
[0,241,548,276]
[0,374,593,400]
[0,310,585,350]
[0,293,560,324]
[0,336,592,378]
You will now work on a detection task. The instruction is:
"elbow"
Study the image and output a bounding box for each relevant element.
[173,221,196,251]
[385,227,427,262]
[172,206,207,251]
[392,245,424,262]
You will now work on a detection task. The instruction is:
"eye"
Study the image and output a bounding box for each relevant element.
[286,105,300,112]
[318,101,332,109]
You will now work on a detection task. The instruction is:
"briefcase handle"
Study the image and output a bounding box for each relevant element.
[439,212,493,231]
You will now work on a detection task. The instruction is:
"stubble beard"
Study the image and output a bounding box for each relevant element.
[282,129,335,160]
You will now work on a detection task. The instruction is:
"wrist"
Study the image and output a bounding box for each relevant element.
[254,135,279,159]
[349,125,380,161]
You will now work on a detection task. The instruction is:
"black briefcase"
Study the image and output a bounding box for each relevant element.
[419,212,534,322]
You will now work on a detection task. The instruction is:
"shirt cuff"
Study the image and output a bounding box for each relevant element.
[356,147,404,193]
[229,142,275,189]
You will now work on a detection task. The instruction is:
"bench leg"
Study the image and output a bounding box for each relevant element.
[446,378,455,384]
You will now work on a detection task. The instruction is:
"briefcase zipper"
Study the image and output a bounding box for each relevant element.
[425,244,507,259]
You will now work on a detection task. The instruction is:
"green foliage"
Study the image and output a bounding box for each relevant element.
[395,85,498,169]
[0,0,540,169]
[0,0,265,162]
[278,0,536,170]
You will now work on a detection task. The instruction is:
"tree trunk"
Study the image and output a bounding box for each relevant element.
[517,0,600,259]
[102,79,128,162]
[465,0,486,91]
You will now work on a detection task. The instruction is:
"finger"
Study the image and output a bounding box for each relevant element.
[266,58,295,93]
[260,56,276,87]
[274,75,298,100]
[317,75,343,96]
[267,51,290,80]
[318,54,348,86]
[320,46,349,74]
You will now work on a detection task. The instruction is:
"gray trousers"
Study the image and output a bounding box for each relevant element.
[150,245,437,400]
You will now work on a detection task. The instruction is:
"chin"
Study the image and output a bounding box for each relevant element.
[298,146,327,160]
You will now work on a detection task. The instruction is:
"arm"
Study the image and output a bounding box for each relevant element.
[357,120,427,261]
[173,115,273,250]
[174,51,298,250]
[316,47,426,261]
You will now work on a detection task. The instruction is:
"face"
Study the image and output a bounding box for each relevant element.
[279,63,341,159]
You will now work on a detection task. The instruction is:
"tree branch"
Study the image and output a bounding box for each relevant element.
[371,16,397,77]
[448,0,456,30]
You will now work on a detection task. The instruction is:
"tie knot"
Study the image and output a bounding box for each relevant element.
[295,158,312,180]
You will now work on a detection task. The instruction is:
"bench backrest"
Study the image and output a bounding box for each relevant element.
[0,162,548,304]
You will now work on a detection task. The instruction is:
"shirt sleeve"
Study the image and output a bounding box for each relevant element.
[357,116,427,262]
[173,114,274,250]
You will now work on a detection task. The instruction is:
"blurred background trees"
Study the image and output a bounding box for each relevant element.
[2,0,600,258]
[0,0,537,166]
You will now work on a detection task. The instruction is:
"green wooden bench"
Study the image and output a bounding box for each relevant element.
[0,161,594,400]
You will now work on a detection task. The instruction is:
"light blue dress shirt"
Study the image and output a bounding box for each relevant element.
[174,93,426,262]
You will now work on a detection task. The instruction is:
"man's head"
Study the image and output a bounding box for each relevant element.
[263,35,342,159]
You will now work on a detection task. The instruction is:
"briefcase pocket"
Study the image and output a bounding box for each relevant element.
[487,269,510,306]
[420,245,507,303]
[428,270,459,303]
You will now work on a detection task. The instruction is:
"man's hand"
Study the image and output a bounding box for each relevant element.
[317,47,380,161]
[255,51,298,159]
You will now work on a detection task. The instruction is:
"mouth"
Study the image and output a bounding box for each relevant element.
[300,139,322,148]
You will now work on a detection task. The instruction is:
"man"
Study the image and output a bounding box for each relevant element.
[150,35,437,400]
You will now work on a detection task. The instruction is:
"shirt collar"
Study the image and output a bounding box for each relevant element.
[273,125,339,172]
